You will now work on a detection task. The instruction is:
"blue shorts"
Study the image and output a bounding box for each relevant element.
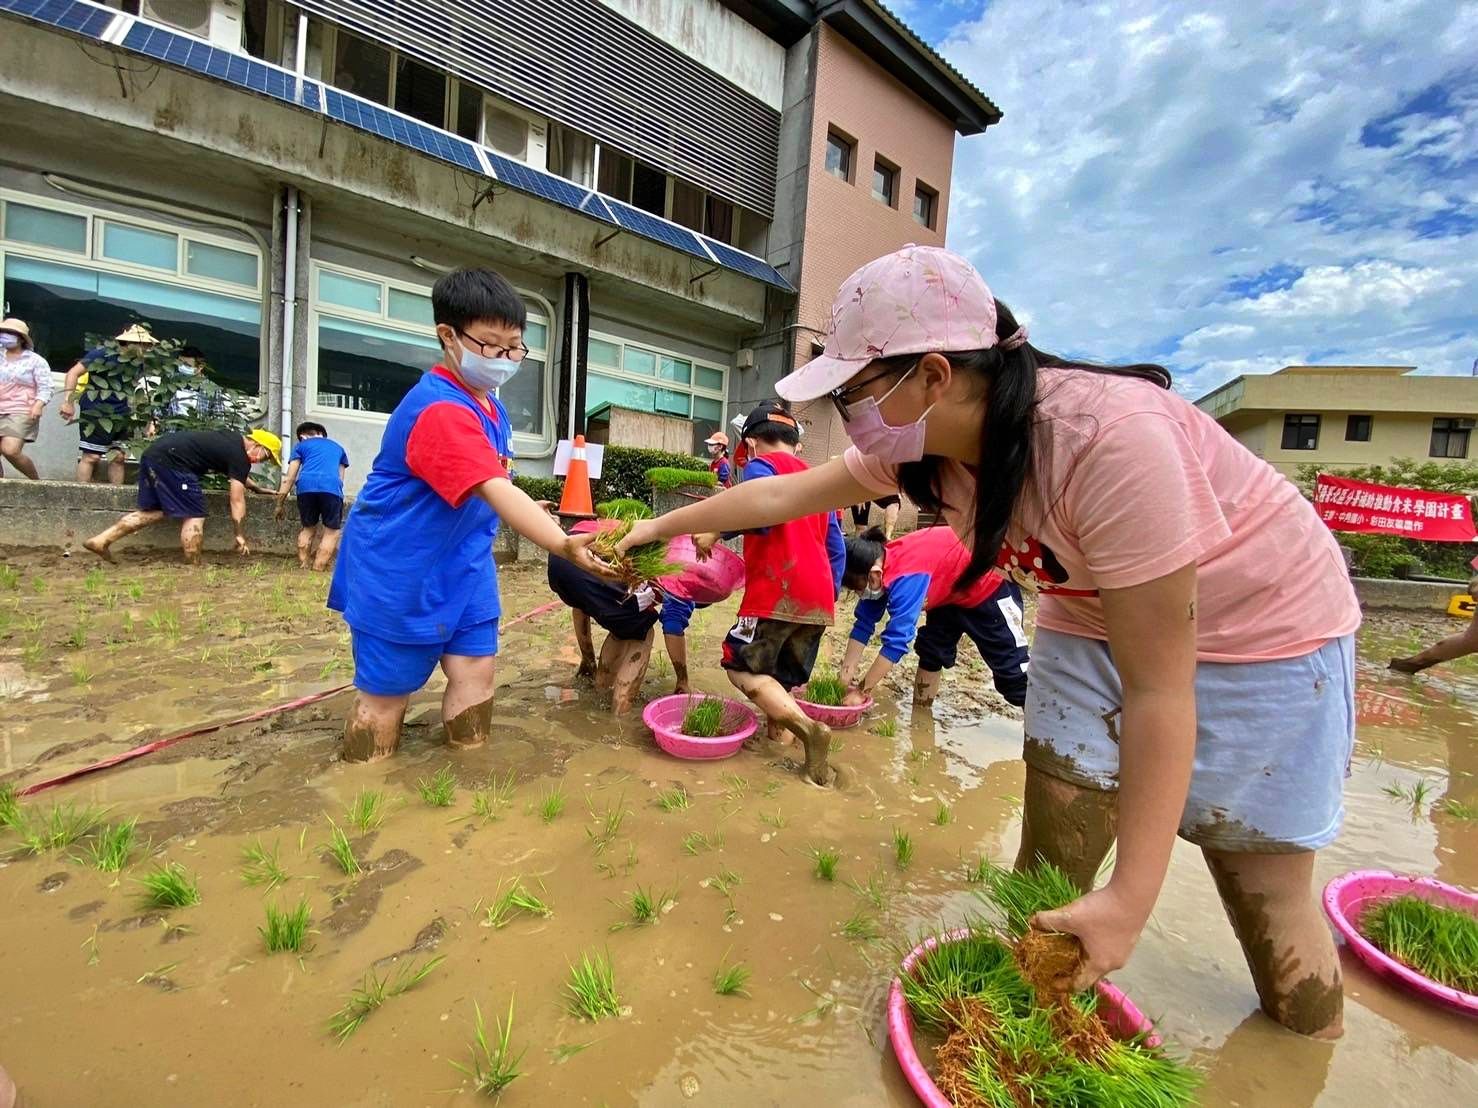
[1024,629,1356,853]
[297,492,344,530]
[349,620,500,697]
[138,460,207,519]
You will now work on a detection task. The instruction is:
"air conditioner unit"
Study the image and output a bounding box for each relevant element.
[140,0,212,38]
[482,99,548,171]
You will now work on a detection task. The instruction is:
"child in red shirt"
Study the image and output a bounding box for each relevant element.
[709,400,835,785]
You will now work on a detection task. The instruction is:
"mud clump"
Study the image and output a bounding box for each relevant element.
[1015,926,1083,998]
[935,997,1006,1108]
[37,872,70,894]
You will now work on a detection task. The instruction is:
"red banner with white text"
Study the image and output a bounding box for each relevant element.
[1313,474,1477,542]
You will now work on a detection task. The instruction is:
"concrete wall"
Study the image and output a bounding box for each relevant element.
[1226,409,1475,476]
[597,0,787,110]
[1353,577,1465,612]
[0,479,517,560]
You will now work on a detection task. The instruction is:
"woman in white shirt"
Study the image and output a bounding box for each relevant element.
[0,318,52,479]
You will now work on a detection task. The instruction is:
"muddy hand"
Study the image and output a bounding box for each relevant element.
[564,530,622,581]
[234,535,251,556]
[1031,886,1148,994]
[274,498,286,522]
[841,687,868,707]
[692,531,720,560]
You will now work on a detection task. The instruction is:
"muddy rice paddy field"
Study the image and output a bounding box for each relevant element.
[2,547,1476,1106]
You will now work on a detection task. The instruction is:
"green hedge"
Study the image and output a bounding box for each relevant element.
[1294,458,1478,579]
[595,445,707,506]
[512,475,563,503]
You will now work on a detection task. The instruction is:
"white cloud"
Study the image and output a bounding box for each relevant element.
[933,0,1478,395]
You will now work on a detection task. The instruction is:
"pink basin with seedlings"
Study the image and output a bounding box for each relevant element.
[1323,869,1478,1017]
[792,689,873,728]
[643,694,757,760]
[887,928,1162,1108]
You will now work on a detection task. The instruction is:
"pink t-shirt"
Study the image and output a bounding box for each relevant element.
[844,367,1361,662]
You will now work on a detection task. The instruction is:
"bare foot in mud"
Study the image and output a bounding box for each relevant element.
[576,656,596,680]
[82,538,114,563]
[789,717,834,787]
[444,697,492,749]
[1388,656,1431,674]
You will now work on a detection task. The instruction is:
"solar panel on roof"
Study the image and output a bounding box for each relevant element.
[606,199,708,261]
[483,151,615,225]
[701,239,789,288]
[3,0,112,38]
[323,89,483,173]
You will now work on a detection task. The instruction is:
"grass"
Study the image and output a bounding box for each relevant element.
[596,498,653,521]
[846,869,890,912]
[893,826,914,869]
[15,803,106,854]
[329,954,445,1041]
[565,950,622,1020]
[841,909,881,945]
[614,884,676,929]
[963,855,992,884]
[241,837,289,890]
[1440,798,1477,820]
[260,897,313,954]
[871,718,898,737]
[655,786,690,812]
[137,861,201,908]
[586,796,631,855]
[325,819,360,876]
[64,624,87,650]
[720,771,749,800]
[933,800,953,827]
[483,878,553,928]
[804,671,847,706]
[84,818,137,872]
[451,998,525,1097]
[708,867,743,896]
[679,696,727,739]
[646,465,717,492]
[470,772,516,822]
[147,607,181,638]
[1360,894,1478,994]
[811,846,840,881]
[682,829,724,855]
[125,579,145,600]
[68,661,94,687]
[1382,778,1434,814]
[759,809,787,829]
[83,567,106,593]
[713,954,751,997]
[976,860,1081,938]
[0,565,17,590]
[416,765,457,807]
[346,789,386,834]
[0,783,20,830]
[537,785,566,824]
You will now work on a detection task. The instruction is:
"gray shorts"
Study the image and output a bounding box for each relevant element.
[1024,629,1355,853]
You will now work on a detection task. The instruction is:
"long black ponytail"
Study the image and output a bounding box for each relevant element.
[889,300,1171,590]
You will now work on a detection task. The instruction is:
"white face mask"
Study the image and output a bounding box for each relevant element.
[454,333,520,391]
[0,334,18,349]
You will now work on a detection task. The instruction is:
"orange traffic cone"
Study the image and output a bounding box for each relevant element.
[557,434,596,521]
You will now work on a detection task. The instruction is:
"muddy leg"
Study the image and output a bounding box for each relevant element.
[913,667,943,707]
[179,517,204,565]
[595,630,623,692]
[728,670,833,786]
[664,632,690,694]
[440,653,496,749]
[573,610,596,679]
[296,526,314,567]
[1204,848,1343,1039]
[106,449,125,485]
[84,509,165,562]
[612,629,654,713]
[343,691,408,762]
[1014,765,1118,892]
[312,527,341,572]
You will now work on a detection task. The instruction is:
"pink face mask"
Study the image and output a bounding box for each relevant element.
[841,367,934,464]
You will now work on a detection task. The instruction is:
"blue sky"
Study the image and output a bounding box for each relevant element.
[892,0,1478,398]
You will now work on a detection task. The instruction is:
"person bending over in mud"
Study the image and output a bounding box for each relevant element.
[1389,576,1478,673]
[837,525,1029,709]
[619,246,1360,1038]
[82,427,281,563]
[328,267,612,763]
[547,532,699,712]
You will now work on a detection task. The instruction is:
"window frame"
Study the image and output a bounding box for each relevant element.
[585,328,727,432]
[912,181,938,230]
[872,155,899,208]
[1280,412,1321,451]
[306,259,555,457]
[1344,414,1372,442]
[1430,417,1473,460]
[825,129,855,183]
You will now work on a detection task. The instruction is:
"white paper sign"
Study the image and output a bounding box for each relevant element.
[553,439,605,479]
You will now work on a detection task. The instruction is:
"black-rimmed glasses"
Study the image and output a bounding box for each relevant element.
[459,330,531,362]
[828,361,916,423]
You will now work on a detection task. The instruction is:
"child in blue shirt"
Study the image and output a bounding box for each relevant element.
[275,421,349,571]
[328,268,612,763]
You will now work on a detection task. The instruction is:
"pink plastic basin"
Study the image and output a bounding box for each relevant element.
[792,689,873,728]
[887,928,1162,1107]
[656,535,745,605]
[1323,869,1478,1017]
[643,693,758,760]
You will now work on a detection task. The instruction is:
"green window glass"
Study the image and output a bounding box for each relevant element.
[655,389,691,416]
[659,356,691,384]
[316,316,438,414]
[317,270,383,313]
[623,347,657,376]
[588,336,621,367]
[4,202,87,253]
[695,365,724,391]
[387,288,434,326]
[185,241,259,287]
[693,396,723,420]
[586,373,656,414]
[101,222,178,271]
[524,320,548,351]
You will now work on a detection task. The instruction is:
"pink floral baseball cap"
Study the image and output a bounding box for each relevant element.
[776,245,1000,402]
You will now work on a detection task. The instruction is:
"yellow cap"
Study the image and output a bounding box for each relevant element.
[248,428,283,465]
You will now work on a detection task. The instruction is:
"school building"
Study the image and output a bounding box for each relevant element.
[0,0,997,490]
[1196,364,1478,478]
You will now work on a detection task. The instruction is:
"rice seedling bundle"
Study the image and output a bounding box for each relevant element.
[1360,894,1478,995]
[588,518,683,586]
[681,696,728,737]
[804,672,847,706]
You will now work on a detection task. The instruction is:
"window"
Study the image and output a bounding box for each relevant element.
[913,182,938,230]
[873,157,898,208]
[1345,414,1372,442]
[332,31,391,105]
[825,130,853,182]
[242,0,286,65]
[4,202,87,253]
[1431,418,1473,459]
[393,55,447,128]
[453,82,482,141]
[100,222,178,271]
[547,123,595,186]
[585,331,727,439]
[186,242,259,288]
[1281,413,1321,451]
[705,196,735,244]
[597,148,634,202]
[632,163,667,217]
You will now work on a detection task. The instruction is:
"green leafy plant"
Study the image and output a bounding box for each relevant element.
[483,878,553,928]
[646,466,718,493]
[346,789,386,834]
[871,718,898,737]
[1440,798,1477,820]
[1382,779,1434,815]
[713,954,751,997]
[682,829,724,855]
[590,518,683,585]
[325,819,360,876]
[470,772,516,822]
[976,860,1081,938]
[893,827,914,869]
[261,897,313,953]
[0,565,17,590]
[720,772,748,800]
[811,846,840,882]
[451,998,525,1097]
[846,869,890,912]
[934,800,953,827]
[804,672,847,706]
[511,473,563,503]
[15,803,106,854]
[329,954,445,1041]
[0,783,21,829]
[841,909,881,944]
[1361,894,1478,994]
[613,884,676,929]
[565,950,622,1020]
[537,784,566,823]
[759,809,787,830]
[586,796,631,855]
[84,818,137,873]
[656,786,690,812]
[137,861,200,908]
[241,837,289,890]
[707,867,743,896]
[416,765,457,808]
[593,444,708,506]
[681,696,727,738]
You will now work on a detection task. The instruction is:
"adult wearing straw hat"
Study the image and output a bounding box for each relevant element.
[59,322,157,485]
[0,318,52,479]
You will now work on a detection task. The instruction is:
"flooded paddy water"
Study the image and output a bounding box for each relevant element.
[2,547,1475,1106]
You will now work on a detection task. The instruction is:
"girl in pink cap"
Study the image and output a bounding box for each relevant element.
[619,244,1360,1040]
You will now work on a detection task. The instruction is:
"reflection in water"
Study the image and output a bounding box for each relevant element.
[1197,1012,1334,1107]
